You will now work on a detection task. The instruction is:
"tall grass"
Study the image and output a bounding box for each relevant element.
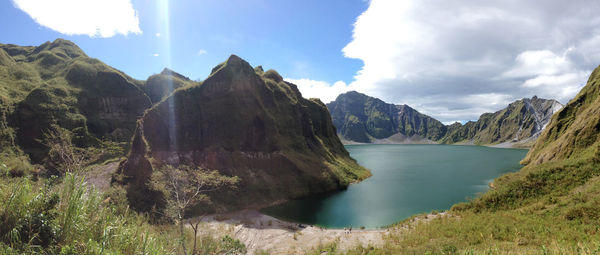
[0,173,248,254]
[0,174,177,254]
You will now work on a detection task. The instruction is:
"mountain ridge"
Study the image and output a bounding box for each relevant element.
[327,91,563,147]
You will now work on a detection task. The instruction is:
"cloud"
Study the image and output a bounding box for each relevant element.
[285,78,353,103]
[197,49,207,56]
[12,0,141,37]
[155,33,161,37]
[153,53,159,57]
[335,0,600,122]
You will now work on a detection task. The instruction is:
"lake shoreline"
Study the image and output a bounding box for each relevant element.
[193,209,388,254]
[194,209,451,254]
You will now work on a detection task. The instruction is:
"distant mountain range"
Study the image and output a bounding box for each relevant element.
[327,91,563,147]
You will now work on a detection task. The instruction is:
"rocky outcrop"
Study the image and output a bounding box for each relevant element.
[118,55,370,212]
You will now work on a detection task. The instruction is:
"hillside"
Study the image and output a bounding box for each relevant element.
[521,67,600,166]
[327,91,562,147]
[0,39,151,166]
[117,55,370,212]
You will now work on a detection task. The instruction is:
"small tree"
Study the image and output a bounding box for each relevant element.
[154,164,239,255]
[43,126,90,173]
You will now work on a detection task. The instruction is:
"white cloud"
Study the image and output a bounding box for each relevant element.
[12,0,141,38]
[155,33,161,37]
[284,78,353,103]
[336,0,600,122]
[197,49,207,56]
[153,53,159,57]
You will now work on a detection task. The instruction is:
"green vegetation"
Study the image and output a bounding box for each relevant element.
[0,172,249,254]
[0,39,150,171]
[152,164,240,255]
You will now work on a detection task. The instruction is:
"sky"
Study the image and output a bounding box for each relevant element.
[1,0,600,123]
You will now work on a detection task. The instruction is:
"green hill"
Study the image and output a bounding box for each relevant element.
[0,39,151,167]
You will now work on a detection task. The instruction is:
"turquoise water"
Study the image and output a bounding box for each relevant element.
[262,144,528,228]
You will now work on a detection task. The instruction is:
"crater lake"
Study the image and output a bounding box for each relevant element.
[262,144,528,228]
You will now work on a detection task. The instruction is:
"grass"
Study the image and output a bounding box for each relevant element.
[0,172,248,254]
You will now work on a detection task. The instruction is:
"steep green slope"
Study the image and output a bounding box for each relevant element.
[522,67,600,166]
[327,91,446,143]
[117,55,370,212]
[0,39,151,164]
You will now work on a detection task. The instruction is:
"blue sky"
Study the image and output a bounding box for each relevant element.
[2,0,600,123]
[0,0,366,83]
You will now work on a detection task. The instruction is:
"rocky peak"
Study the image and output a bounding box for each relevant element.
[160,68,190,81]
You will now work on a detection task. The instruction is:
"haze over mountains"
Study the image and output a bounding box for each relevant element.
[327,91,563,147]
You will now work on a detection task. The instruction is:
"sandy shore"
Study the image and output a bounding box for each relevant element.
[193,210,389,254]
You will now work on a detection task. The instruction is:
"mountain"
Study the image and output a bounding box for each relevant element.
[117,55,370,212]
[327,91,562,147]
[327,91,446,143]
[0,39,151,164]
[442,96,563,147]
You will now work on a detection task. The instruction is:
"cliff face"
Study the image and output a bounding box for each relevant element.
[0,39,151,162]
[118,55,370,211]
[442,96,563,146]
[328,91,562,147]
[522,65,600,166]
[327,91,446,143]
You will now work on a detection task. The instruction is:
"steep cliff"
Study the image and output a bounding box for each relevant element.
[117,55,370,212]
[327,91,446,143]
